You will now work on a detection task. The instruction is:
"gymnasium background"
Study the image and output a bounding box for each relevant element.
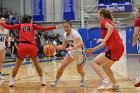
[0,0,139,55]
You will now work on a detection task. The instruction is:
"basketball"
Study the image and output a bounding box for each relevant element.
[43,44,56,56]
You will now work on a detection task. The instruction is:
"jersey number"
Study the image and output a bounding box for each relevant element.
[23,26,31,32]
[0,37,5,42]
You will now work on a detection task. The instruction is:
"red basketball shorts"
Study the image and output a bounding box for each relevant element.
[104,46,124,61]
[17,43,38,59]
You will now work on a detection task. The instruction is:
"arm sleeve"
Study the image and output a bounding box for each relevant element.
[33,24,56,31]
[73,31,81,39]
[0,22,20,30]
[100,20,107,29]
[134,19,140,27]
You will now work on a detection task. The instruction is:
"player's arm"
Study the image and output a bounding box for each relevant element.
[0,22,20,30]
[55,40,67,50]
[33,24,62,31]
[87,42,106,54]
[6,30,10,47]
[93,42,106,51]
[96,22,114,43]
[71,37,83,50]
[132,27,140,47]
[104,22,114,41]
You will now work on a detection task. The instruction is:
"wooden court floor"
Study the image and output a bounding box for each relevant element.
[0,55,140,93]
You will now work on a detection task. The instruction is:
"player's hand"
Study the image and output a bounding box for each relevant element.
[132,42,137,47]
[86,48,95,55]
[7,43,10,47]
[96,38,105,44]
[66,47,73,51]
[56,24,63,28]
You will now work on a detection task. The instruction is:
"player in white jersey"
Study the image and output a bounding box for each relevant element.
[50,19,86,87]
[0,18,10,79]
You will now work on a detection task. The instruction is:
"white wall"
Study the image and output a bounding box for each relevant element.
[2,0,98,21]
[3,0,20,14]
[25,0,32,15]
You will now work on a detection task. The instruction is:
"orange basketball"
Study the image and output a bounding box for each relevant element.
[43,44,56,56]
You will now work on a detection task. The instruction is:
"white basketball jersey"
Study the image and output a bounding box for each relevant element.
[64,29,83,51]
[137,37,140,53]
[0,29,8,46]
[64,29,86,65]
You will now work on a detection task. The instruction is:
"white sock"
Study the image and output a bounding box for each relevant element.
[81,77,85,80]
[55,78,58,82]
[40,76,44,79]
[11,77,14,79]
[103,79,110,84]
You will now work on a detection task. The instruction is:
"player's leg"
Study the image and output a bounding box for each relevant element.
[9,58,24,87]
[90,53,109,80]
[77,63,86,87]
[90,53,112,90]
[76,53,86,87]
[31,57,46,86]
[50,55,74,87]
[0,49,6,80]
[9,43,27,87]
[102,59,120,91]
[29,44,46,86]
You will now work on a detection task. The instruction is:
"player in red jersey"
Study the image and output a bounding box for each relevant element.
[0,15,62,87]
[87,8,124,91]
[132,7,140,87]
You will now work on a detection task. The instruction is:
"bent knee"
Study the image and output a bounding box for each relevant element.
[102,65,110,70]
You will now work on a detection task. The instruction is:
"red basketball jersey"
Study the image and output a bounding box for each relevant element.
[0,23,56,44]
[100,18,123,49]
[19,24,35,44]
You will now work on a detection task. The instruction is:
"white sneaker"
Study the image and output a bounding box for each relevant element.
[50,80,58,87]
[112,85,120,92]
[9,77,14,87]
[97,79,112,91]
[40,77,46,86]
[80,78,86,87]
[0,75,5,80]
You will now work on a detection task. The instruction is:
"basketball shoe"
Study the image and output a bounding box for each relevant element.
[0,74,5,80]
[112,84,120,92]
[80,78,86,87]
[40,77,46,86]
[97,79,112,91]
[50,79,58,87]
[9,77,14,87]
[134,76,140,87]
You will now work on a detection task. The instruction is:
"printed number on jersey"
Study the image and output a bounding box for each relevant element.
[0,36,5,42]
[23,26,31,32]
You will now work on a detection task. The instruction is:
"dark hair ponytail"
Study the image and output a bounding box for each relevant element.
[99,8,114,22]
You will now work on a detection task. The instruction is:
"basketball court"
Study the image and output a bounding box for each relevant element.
[0,0,140,93]
[0,54,140,93]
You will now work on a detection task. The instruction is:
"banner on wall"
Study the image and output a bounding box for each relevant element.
[32,0,45,21]
[98,0,132,12]
[98,5,132,12]
[62,0,75,20]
